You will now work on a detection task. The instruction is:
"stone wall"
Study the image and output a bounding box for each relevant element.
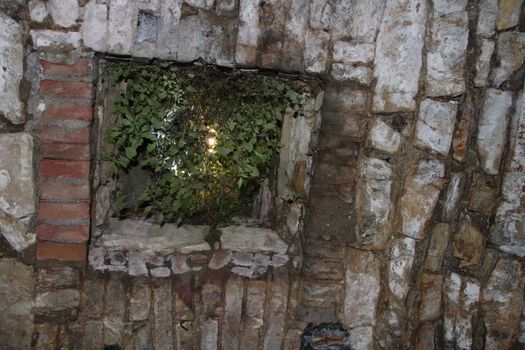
[0,0,525,349]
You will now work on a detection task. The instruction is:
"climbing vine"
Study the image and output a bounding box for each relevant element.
[105,61,312,225]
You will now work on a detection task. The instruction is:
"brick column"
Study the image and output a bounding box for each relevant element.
[35,58,94,261]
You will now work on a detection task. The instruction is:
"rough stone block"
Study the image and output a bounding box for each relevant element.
[30,30,82,50]
[496,0,524,30]
[367,118,401,154]
[332,41,375,64]
[477,0,498,36]
[474,38,495,87]
[47,0,78,27]
[491,32,525,87]
[388,236,416,301]
[424,223,450,272]
[419,273,443,321]
[414,99,458,156]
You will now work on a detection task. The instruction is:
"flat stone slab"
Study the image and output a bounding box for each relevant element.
[220,224,288,254]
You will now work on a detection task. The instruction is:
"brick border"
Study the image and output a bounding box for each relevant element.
[35,58,94,261]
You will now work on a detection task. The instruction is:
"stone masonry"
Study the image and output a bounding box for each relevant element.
[0,0,525,349]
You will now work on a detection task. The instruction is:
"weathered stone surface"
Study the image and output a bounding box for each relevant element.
[474,38,495,87]
[303,279,341,305]
[331,63,372,85]
[35,289,80,311]
[419,273,443,321]
[170,254,191,274]
[38,267,79,290]
[208,250,232,269]
[157,0,182,58]
[425,223,450,272]
[453,216,485,269]
[130,281,151,321]
[477,0,498,36]
[355,157,393,250]
[29,0,48,23]
[349,0,385,42]
[442,172,466,222]
[416,323,435,350]
[367,118,401,154]
[81,0,108,52]
[444,273,480,349]
[82,278,104,318]
[414,99,458,155]
[433,0,467,14]
[304,29,329,73]
[349,326,374,350]
[496,0,524,30]
[220,225,288,254]
[262,269,289,350]
[0,133,35,251]
[468,173,497,215]
[452,97,474,162]
[491,32,525,87]
[151,266,171,277]
[153,280,174,350]
[104,278,125,346]
[388,236,416,301]
[399,160,445,240]
[221,275,244,350]
[36,324,59,350]
[47,0,79,27]
[30,30,82,49]
[476,88,513,175]
[333,41,375,64]
[82,321,104,350]
[309,0,332,30]
[235,0,260,66]
[490,88,525,256]
[343,249,380,328]
[201,319,219,350]
[239,280,266,349]
[107,0,135,55]
[0,13,23,124]
[0,259,34,350]
[373,0,427,112]
[127,250,148,276]
[482,258,525,349]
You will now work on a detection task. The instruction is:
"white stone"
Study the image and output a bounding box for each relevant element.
[304,29,329,73]
[372,0,427,112]
[477,0,498,36]
[388,236,416,301]
[107,0,135,55]
[355,157,393,249]
[490,87,525,256]
[150,267,171,277]
[0,13,23,124]
[29,0,48,23]
[491,32,525,87]
[235,0,260,65]
[30,30,82,49]
[400,160,445,240]
[157,0,182,59]
[127,250,148,276]
[81,1,108,52]
[170,255,191,274]
[309,0,332,30]
[426,11,468,97]
[185,0,214,9]
[331,63,372,85]
[47,0,79,27]
[343,249,381,328]
[476,88,513,175]
[367,118,401,154]
[349,327,374,350]
[201,319,219,350]
[496,0,524,30]
[281,0,308,71]
[414,99,458,156]
[433,0,467,15]
[220,225,288,254]
[442,172,466,221]
[349,0,385,42]
[333,41,375,64]
[474,38,495,87]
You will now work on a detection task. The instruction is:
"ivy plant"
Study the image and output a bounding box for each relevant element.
[105,61,312,225]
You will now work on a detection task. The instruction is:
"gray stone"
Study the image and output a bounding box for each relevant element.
[309,0,332,30]
[426,11,468,97]
[304,29,329,73]
[153,280,174,350]
[151,266,171,277]
[491,32,525,87]
[373,0,427,112]
[0,133,35,251]
[157,0,182,58]
[355,157,393,250]
[281,0,308,71]
[128,250,148,276]
[0,259,34,350]
[262,269,289,350]
[82,321,104,350]
[490,88,525,256]
[388,236,416,301]
[47,0,79,27]
[476,88,513,175]
[89,246,106,272]
[35,289,80,311]
[349,326,374,350]
[367,118,401,154]
[419,273,443,321]
[36,324,59,350]
[186,0,214,9]
[271,254,289,267]
[399,160,445,240]
[414,99,458,155]
[220,225,288,254]
[133,12,158,58]
[474,38,495,87]
[349,0,385,42]
[239,281,266,348]
[37,267,80,290]
[130,281,151,321]
[442,172,466,222]
[0,13,23,124]
[82,279,105,318]
[303,280,342,304]
[482,259,525,349]
[221,275,244,350]
[134,321,153,349]
[425,223,450,272]
[29,0,48,22]
[30,30,82,49]
[433,0,467,14]
[107,0,135,55]
[331,63,372,85]
[232,251,254,266]
[201,319,219,350]
[443,273,480,349]
[343,249,380,328]
[332,41,375,64]
[170,255,191,274]
[208,250,232,269]
[81,0,108,52]
[496,0,524,30]
[235,0,260,66]
[477,0,498,36]
[104,278,125,346]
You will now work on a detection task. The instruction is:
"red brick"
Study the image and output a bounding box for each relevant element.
[39,160,90,180]
[37,223,89,242]
[39,181,90,201]
[38,126,90,144]
[42,143,91,160]
[38,202,90,222]
[37,242,87,261]
[40,80,92,99]
[40,59,93,77]
[43,103,93,122]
